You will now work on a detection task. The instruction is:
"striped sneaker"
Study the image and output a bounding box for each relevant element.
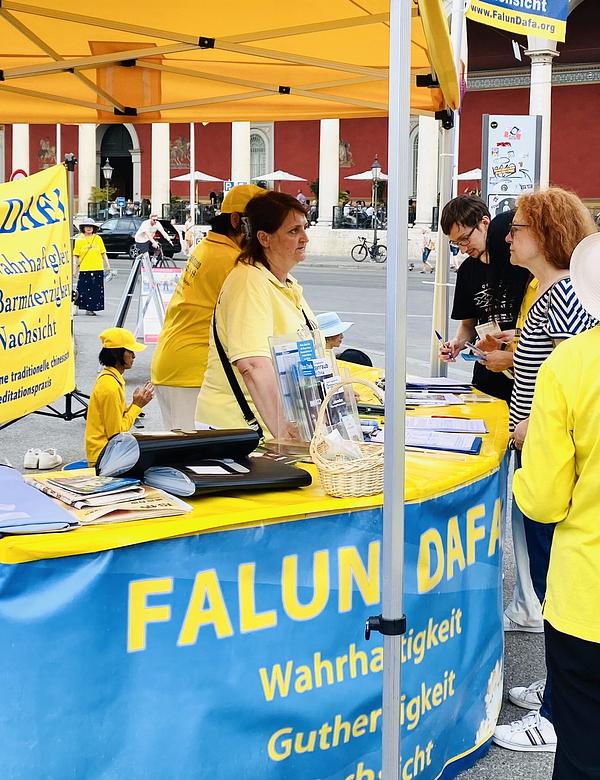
[493,710,556,752]
[509,679,546,710]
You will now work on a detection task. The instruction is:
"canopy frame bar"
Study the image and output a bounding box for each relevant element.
[0,82,112,112]
[0,8,125,111]
[3,2,390,47]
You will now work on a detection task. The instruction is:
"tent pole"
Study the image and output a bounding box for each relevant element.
[189,122,196,224]
[366,1,409,778]
[429,0,465,376]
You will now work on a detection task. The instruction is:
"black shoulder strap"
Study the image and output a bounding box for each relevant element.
[212,314,264,438]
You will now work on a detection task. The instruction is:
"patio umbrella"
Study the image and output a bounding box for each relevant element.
[344,169,389,180]
[250,170,306,181]
[455,167,482,180]
[170,171,224,182]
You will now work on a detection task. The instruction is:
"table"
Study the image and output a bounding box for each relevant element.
[0,398,509,780]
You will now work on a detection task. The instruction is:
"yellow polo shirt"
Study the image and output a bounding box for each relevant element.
[85,367,142,465]
[515,277,539,333]
[513,326,600,642]
[151,232,241,387]
[195,262,316,433]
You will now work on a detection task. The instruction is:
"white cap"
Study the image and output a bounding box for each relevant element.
[316,312,353,338]
[570,233,600,321]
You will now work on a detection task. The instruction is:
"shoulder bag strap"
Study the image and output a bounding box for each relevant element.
[212,313,264,438]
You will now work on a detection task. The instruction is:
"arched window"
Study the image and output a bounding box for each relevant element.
[410,124,419,198]
[250,132,267,181]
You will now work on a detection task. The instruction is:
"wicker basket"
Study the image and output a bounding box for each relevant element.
[309,377,384,498]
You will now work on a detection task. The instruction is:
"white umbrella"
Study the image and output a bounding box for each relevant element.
[251,169,306,181]
[170,170,223,182]
[344,169,389,181]
[455,167,482,180]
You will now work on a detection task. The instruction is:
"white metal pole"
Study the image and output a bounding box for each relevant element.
[429,0,465,376]
[379,0,409,777]
[189,122,196,224]
[56,124,61,170]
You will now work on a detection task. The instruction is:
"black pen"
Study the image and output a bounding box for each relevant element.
[435,330,455,362]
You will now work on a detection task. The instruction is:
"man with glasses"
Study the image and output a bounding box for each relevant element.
[438,195,514,403]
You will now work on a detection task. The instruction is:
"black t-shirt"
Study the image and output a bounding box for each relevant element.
[450,257,514,403]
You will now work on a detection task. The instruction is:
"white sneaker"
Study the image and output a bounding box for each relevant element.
[23,448,41,469]
[37,449,63,470]
[493,710,556,752]
[509,679,546,710]
[503,612,544,634]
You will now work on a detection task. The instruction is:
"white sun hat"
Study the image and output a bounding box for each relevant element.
[570,232,600,321]
[316,312,353,337]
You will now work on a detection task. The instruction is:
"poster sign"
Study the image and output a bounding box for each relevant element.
[140,266,182,343]
[0,463,507,779]
[481,114,542,218]
[466,0,568,43]
[0,164,74,424]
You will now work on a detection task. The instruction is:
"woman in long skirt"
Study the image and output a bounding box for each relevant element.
[73,217,111,316]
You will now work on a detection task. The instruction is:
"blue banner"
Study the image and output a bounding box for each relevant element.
[0,461,507,779]
[466,0,568,42]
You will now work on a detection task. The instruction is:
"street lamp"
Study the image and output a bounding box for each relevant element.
[371,155,381,247]
[101,158,113,219]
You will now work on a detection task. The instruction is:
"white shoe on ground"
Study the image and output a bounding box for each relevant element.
[493,710,556,752]
[503,612,544,634]
[38,449,63,470]
[509,679,546,710]
[23,448,41,469]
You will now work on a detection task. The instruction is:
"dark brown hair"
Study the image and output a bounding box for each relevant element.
[440,195,490,235]
[516,188,597,269]
[238,191,307,270]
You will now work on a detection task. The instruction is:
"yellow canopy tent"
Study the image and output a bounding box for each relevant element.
[0,0,458,123]
[0,3,460,779]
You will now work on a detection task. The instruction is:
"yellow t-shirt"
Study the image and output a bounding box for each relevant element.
[513,326,600,643]
[515,277,539,332]
[195,262,316,433]
[151,232,241,387]
[73,234,106,272]
[85,367,142,465]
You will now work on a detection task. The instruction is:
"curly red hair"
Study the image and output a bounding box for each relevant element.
[516,188,597,269]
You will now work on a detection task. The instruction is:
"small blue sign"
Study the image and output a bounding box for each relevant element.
[116,196,126,207]
[223,180,234,192]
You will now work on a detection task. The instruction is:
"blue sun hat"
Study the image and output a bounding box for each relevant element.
[316,312,353,337]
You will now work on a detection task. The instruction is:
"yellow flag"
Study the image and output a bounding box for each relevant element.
[0,164,74,424]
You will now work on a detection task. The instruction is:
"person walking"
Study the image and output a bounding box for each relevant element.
[73,217,111,317]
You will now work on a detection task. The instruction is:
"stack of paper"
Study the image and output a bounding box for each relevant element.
[369,427,483,455]
[407,375,473,393]
[27,475,144,508]
[406,417,487,434]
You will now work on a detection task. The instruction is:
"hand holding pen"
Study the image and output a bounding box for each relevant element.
[435,330,458,363]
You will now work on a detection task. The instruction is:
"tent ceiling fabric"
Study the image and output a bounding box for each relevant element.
[0,0,458,123]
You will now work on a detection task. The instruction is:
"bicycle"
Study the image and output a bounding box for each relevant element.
[351,236,387,263]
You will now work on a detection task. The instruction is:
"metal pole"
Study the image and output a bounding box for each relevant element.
[378,0,409,777]
[429,0,465,376]
[373,179,378,248]
[190,122,196,224]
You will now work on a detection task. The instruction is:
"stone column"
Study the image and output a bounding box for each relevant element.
[526,37,559,189]
[77,124,96,219]
[415,115,439,229]
[317,119,339,226]
[231,122,251,182]
[151,123,171,216]
[12,124,30,175]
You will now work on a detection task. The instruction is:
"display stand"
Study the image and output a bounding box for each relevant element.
[112,252,167,337]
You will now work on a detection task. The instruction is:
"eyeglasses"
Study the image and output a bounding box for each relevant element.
[449,225,477,249]
[508,223,530,238]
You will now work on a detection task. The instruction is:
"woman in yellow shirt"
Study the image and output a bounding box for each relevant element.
[195,191,316,439]
[73,218,111,316]
[85,328,154,465]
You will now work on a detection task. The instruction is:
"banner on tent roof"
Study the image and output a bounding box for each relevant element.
[0,461,508,779]
[0,164,74,424]
[466,0,568,42]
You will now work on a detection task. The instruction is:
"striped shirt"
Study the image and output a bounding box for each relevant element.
[510,277,597,430]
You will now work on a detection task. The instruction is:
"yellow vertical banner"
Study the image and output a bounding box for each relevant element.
[0,164,74,424]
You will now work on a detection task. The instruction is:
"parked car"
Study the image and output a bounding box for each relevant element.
[97,217,181,259]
